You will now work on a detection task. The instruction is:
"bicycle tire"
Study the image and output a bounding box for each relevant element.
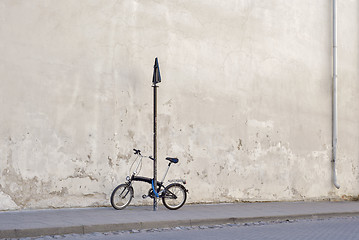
[110,183,133,210]
[162,183,187,210]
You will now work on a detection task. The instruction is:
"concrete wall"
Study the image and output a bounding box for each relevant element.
[0,0,358,210]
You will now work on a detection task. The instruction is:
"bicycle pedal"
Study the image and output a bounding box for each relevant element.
[142,194,148,199]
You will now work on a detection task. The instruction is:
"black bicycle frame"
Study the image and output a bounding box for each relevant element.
[131,176,164,192]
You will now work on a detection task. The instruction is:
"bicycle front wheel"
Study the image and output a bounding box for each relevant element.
[162,183,187,210]
[110,183,133,210]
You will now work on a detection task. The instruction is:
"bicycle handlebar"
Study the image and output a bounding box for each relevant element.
[133,149,141,155]
[133,149,155,161]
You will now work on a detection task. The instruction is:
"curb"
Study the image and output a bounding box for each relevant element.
[1,212,359,239]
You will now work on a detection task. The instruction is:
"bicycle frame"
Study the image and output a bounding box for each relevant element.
[126,152,173,197]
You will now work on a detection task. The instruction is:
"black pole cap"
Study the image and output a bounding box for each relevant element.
[152,57,161,84]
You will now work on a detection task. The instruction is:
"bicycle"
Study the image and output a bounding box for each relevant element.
[110,149,188,210]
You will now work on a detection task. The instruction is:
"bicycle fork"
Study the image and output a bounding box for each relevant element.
[120,183,132,199]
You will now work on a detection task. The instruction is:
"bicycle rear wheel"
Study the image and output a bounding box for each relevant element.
[162,183,187,210]
[110,183,133,210]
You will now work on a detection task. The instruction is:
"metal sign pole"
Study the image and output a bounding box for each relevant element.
[152,57,161,211]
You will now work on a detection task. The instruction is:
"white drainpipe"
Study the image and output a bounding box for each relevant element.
[332,0,340,189]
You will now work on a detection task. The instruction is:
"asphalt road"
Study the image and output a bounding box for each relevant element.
[16,216,359,240]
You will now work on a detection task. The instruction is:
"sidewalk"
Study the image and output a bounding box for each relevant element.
[1,201,359,239]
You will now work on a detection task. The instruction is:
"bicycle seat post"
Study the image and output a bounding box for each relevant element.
[160,162,172,184]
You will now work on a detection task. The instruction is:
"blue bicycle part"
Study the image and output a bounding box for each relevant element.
[152,179,160,198]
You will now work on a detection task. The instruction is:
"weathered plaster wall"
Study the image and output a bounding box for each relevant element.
[0,0,358,210]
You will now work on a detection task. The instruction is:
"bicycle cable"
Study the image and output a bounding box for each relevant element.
[128,155,143,177]
[137,157,142,175]
[129,155,137,176]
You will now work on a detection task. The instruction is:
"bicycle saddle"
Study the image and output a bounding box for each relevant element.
[165,157,179,164]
